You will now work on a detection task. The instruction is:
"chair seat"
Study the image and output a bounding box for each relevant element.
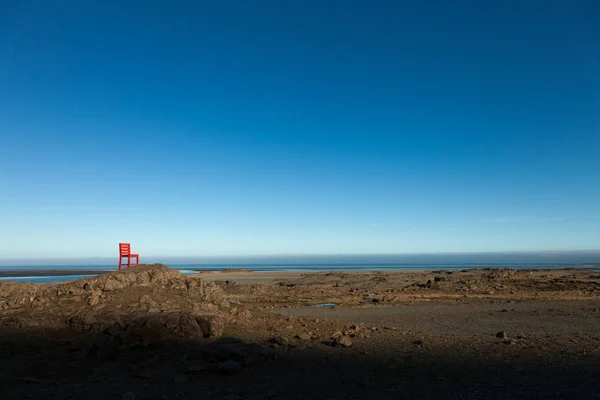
[121,253,139,257]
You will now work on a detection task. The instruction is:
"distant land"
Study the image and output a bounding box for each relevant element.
[1,250,599,267]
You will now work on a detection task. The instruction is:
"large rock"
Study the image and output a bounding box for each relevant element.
[1,265,231,334]
[64,265,229,305]
[75,264,187,292]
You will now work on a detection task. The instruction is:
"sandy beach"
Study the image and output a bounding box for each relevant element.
[1,264,599,399]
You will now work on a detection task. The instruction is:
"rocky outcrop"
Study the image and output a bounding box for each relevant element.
[75,264,186,292]
[0,265,233,335]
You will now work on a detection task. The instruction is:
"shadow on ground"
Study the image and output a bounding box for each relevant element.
[1,327,598,400]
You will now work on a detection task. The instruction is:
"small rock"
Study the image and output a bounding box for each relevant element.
[88,291,102,306]
[343,324,360,335]
[413,340,423,347]
[496,331,508,339]
[330,335,352,347]
[138,294,151,304]
[296,333,312,341]
[516,333,526,339]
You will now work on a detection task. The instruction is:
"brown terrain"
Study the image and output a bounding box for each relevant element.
[1,264,599,399]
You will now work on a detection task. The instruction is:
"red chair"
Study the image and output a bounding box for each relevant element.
[118,243,139,270]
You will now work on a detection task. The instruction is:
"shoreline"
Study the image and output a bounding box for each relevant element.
[0,265,598,283]
[0,265,598,278]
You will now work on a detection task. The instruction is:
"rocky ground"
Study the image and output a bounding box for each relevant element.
[1,265,599,399]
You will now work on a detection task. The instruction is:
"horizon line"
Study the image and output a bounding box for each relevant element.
[2,249,600,261]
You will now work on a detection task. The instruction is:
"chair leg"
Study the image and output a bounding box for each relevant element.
[127,257,131,268]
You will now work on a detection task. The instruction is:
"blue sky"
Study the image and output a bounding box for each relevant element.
[1,1,599,259]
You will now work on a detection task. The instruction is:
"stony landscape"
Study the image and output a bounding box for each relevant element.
[1,264,599,399]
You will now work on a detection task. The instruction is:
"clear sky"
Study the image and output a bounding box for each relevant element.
[1,1,599,259]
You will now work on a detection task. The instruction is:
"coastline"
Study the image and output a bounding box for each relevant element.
[0,265,597,280]
[0,265,597,288]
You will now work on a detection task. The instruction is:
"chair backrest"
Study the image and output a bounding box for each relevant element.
[119,243,131,256]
